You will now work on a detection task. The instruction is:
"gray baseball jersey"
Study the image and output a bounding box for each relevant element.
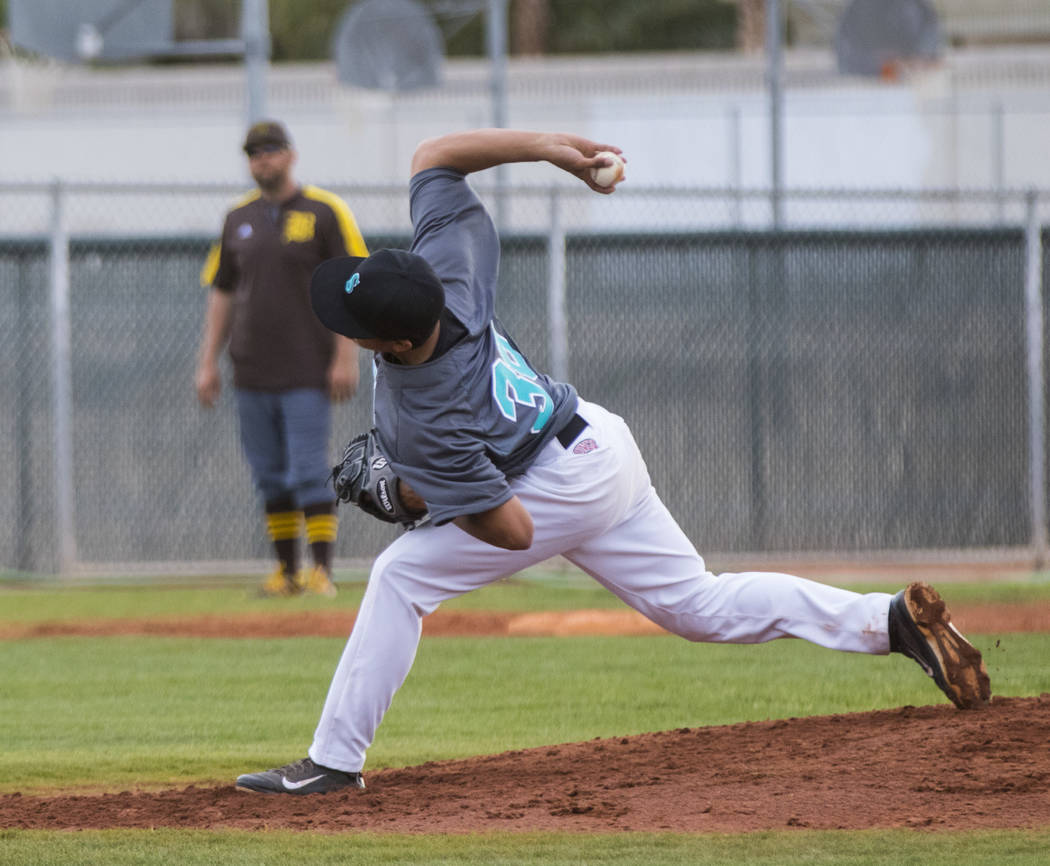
[372,168,578,525]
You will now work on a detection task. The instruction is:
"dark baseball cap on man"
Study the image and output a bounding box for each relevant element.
[310,249,446,345]
[243,120,291,154]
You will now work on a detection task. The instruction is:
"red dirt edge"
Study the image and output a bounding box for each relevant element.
[3,601,1049,640]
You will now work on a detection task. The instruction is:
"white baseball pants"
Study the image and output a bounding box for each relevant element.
[310,400,893,772]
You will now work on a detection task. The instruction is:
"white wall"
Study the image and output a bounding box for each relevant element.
[2,50,1049,234]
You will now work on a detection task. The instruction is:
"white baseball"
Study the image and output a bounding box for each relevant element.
[590,151,625,187]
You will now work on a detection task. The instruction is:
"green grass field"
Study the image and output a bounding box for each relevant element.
[3,828,1050,865]
[2,571,1048,864]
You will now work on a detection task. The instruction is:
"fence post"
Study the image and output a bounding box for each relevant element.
[49,179,77,575]
[241,0,270,124]
[765,0,783,229]
[993,100,1005,223]
[1024,189,1048,566]
[728,103,743,227]
[487,0,509,230]
[547,186,568,383]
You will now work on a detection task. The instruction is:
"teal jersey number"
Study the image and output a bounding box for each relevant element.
[491,327,552,434]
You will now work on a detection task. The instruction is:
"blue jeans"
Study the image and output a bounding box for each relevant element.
[235,387,333,508]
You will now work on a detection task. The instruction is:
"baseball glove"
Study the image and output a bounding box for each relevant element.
[332,430,428,528]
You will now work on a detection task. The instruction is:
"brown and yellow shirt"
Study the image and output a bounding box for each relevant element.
[201,185,368,391]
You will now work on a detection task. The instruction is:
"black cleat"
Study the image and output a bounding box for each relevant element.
[236,757,365,795]
[888,581,991,709]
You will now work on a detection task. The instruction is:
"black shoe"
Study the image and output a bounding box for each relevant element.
[236,757,365,795]
[888,582,991,709]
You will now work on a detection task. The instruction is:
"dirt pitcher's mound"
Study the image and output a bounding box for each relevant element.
[3,695,1049,834]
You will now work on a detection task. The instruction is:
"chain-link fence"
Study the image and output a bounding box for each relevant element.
[1,179,1047,576]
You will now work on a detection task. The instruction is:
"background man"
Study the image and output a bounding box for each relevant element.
[196,120,369,597]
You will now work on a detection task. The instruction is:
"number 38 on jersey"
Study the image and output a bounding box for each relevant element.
[490,326,553,434]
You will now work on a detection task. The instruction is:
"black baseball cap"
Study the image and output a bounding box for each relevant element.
[243,120,291,154]
[310,249,446,345]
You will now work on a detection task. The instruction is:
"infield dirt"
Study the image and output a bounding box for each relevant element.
[2,604,1049,834]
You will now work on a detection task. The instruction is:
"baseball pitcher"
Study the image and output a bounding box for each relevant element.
[235,129,990,795]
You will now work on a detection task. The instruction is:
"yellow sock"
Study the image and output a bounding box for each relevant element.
[305,512,338,545]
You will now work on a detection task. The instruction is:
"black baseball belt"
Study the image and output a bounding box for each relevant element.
[555,412,588,449]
